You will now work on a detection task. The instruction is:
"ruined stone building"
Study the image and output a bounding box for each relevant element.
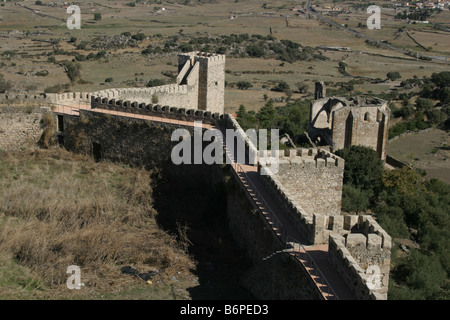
[309,81,390,160]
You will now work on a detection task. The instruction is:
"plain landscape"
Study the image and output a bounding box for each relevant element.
[0,0,449,300]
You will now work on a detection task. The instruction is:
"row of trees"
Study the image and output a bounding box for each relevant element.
[141,34,327,63]
[236,98,310,145]
[395,8,441,21]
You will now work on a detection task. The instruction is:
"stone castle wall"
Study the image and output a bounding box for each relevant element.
[226,159,324,300]
[0,52,393,300]
[0,51,225,115]
[90,96,223,125]
[257,148,344,245]
[275,148,344,217]
[0,106,52,151]
[255,147,390,299]
[328,215,391,300]
[57,109,323,300]
[0,103,392,300]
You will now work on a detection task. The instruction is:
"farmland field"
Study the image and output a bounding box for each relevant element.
[0,0,448,112]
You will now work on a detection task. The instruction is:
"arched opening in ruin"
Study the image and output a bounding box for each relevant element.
[344,112,354,149]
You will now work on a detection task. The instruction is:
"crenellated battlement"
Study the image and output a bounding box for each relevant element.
[328,217,392,300]
[277,148,345,168]
[0,93,47,102]
[90,96,224,125]
[178,51,226,63]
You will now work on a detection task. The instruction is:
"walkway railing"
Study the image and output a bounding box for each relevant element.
[233,162,286,243]
[231,162,339,300]
[285,236,339,300]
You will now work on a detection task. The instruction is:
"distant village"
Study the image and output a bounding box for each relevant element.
[290,0,449,14]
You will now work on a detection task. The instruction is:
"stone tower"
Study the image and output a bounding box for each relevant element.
[178,51,226,114]
[309,92,390,161]
[315,80,326,100]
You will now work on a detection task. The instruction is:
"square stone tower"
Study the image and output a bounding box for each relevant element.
[309,83,390,161]
[178,51,226,114]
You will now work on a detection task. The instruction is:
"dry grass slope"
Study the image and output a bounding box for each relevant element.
[0,147,195,299]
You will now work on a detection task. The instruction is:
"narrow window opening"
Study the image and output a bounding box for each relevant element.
[364,112,370,121]
[57,135,64,146]
[92,142,102,162]
[57,115,64,132]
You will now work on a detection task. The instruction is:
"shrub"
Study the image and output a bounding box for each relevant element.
[341,185,371,213]
[271,81,290,92]
[147,79,166,87]
[35,70,49,77]
[0,74,12,93]
[415,97,434,111]
[236,81,253,90]
[246,44,265,58]
[60,60,82,83]
[387,71,401,81]
[131,33,146,41]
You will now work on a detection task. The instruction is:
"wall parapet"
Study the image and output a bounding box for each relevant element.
[328,233,389,300]
[258,164,316,244]
[0,93,48,103]
[91,96,223,125]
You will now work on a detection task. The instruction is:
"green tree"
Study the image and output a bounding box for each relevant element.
[60,61,81,83]
[132,33,146,41]
[415,97,434,111]
[436,87,450,105]
[341,185,371,213]
[335,145,384,193]
[431,71,450,88]
[256,103,276,128]
[272,81,290,93]
[387,71,401,81]
[392,249,447,299]
[374,205,410,238]
[146,79,166,87]
[236,105,258,131]
[381,166,426,195]
[246,44,265,58]
[426,109,446,125]
[94,13,102,21]
[296,82,309,93]
[236,81,253,90]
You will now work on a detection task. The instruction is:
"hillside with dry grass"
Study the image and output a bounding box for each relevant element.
[0,147,197,299]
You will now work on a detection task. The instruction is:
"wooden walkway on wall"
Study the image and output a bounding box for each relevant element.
[54,103,355,300]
